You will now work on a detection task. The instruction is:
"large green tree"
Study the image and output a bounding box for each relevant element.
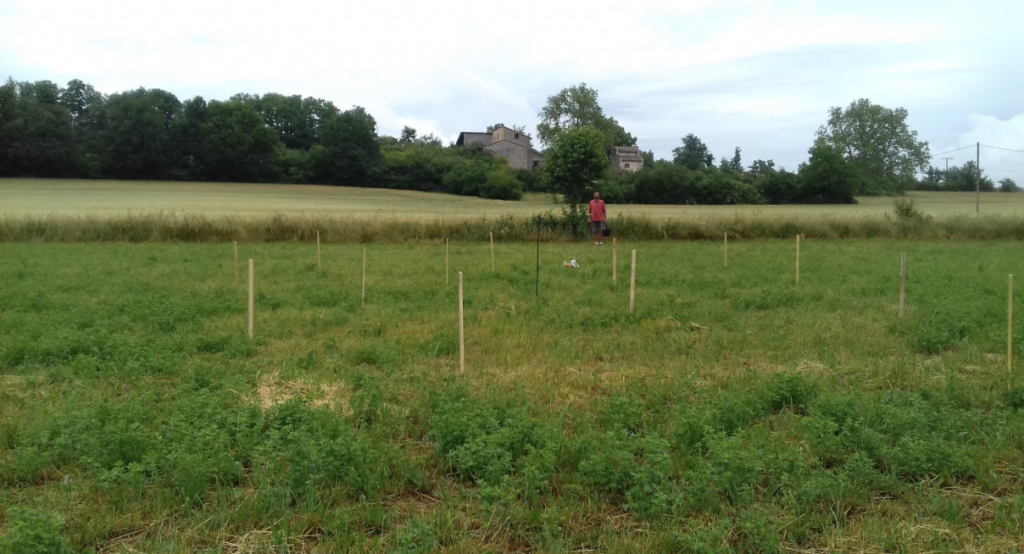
[797,143,858,204]
[100,88,181,179]
[672,134,714,170]
[1,80,78,177]
[543,125,608,228]
[310,106,381,186]
[815,98,930,190]
[195,100,282,183]
[536,83,636,150]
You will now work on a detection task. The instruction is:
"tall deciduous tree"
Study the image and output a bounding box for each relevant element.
[543,125,608,227]
[0,78,16,175]
[195,100,282,183]
[536,83,636,150]
[311,106,381,186]
[101,88,181,179]
[797,143,858,204]
[399,126,417,144]
[3,80,77,177]
[815,98,930,189]
[672,134,714,170]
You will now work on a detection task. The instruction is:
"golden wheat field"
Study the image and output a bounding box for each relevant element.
[3,178,1024,219]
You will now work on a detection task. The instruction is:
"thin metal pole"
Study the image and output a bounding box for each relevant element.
[976,142,981,214]
[458,272,465,374]
[1010,274,1014,386]
[361,248,366,307]
[247,259,254,339]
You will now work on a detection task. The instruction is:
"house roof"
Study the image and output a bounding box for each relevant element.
[456,131,492,147]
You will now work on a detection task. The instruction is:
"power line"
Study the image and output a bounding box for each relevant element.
[987,167,1024,175]
[931,144,976,157]
[982,145,1024,155]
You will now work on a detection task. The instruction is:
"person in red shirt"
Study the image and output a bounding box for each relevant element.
[588,191,606,245]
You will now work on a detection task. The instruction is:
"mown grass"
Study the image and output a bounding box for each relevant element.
[3,240,1024,552]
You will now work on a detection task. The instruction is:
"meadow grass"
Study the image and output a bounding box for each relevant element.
[3,239,1024,552]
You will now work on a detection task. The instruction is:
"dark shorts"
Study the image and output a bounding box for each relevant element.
[591,221,604,233]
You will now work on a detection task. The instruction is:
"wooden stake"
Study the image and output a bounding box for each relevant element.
[724,232,728,268]
[361,248,367,307]
[490,232,495,272]
[795,235,801,285]
[233,241,239,287]
[445,238,449,286]
[613,237,617,284]
[247,259,254,339]
[898,253,907,319]
[629,250,637,313]
[316,230,321,270]
[1009,274,1014,385]
[458,271,465,374]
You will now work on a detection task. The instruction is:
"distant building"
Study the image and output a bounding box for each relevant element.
[455,125,545,171]
[610,146,643,172]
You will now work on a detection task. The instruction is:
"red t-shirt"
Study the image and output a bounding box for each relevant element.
[589,199,606,222]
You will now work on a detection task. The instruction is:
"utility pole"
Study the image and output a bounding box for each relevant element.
[942,157,954,172]
[976,142,980,214]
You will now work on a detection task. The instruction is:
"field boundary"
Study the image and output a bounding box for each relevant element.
[4,212,1024,242]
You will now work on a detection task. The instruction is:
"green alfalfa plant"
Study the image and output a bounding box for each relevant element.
[0,507,76,554]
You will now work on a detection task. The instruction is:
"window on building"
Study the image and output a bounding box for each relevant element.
[533,160,539,168]
[515,133,519,139]
[625,163,631,169]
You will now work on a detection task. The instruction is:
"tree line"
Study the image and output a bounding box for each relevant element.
[0,78,528,200]
[3,77,995,205]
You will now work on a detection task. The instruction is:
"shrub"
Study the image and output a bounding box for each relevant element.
[480,167,524,200]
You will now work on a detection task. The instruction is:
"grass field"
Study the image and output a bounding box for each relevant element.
[4,240,1024,552]
[5,178,1024,219]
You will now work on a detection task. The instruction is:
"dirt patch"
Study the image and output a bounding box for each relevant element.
[256,371,350,413]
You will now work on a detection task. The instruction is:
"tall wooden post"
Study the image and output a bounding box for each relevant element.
[629,250,637,313]
[458,271,465,374]
[898,253,907,319]
[724,232,728,268]
[612,237,617,284]
[1010,274,1014,385]
[247,259,254,339]
[794,234,802,284]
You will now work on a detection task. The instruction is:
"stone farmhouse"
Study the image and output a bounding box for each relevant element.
[455,126,545,171]
[610,146,643,172]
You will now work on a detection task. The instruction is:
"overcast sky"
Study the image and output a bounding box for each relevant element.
[1,0,1022,181]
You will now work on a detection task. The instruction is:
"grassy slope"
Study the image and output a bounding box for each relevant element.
[5,178,1024,219]
[3,240,1024,552]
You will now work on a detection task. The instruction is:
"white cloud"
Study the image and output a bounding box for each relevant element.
[1,0,1021,171]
